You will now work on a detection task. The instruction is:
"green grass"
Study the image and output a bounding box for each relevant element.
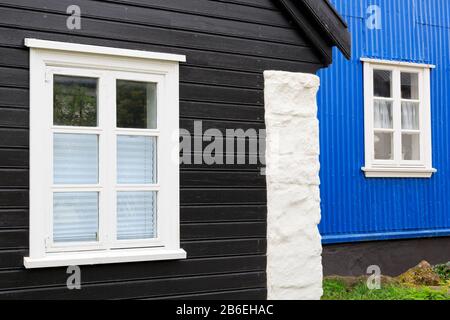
[322,279,450,300]
[433,263,450,282]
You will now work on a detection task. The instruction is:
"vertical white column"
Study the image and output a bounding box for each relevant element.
[264,71,323,300]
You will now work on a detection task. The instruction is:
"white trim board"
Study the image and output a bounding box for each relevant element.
[360,57,435,69]
[25,38,186,62]
[362,167,437,178]
[24,249,187,269]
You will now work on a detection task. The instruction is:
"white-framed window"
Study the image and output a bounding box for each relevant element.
[361,58,436,178]
[24,39,186,268]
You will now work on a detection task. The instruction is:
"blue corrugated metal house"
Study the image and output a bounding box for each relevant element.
[319,0,450,275]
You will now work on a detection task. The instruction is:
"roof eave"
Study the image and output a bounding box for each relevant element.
[277,0,351,65]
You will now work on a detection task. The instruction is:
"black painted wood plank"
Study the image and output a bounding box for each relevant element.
[3,0,306,45]
[181,170,265,188]
[181,156,263,171]
[184,238,266,258]
[0,87,28,107]
[180,205,266,223]
[0,271,266,299]
[180,65,263,90]
[0,67,28,88]
[149,287,266,300]
[180,189,266,205]
[180,118,265,132]
[0,7,316,63]
[0,209,28,229]
[0,229,28,249]
[0,108,28,128]
[0,169,28,187]
[180,101,264,123]
[212,0,277,10]
[0,249,27,269]
[0,255,265,290]
[0,28,321,73]
[0,190,28,208]
[0,47,28,68]
[181,222,266,240]
[103,0,283,26]
[0,128,28,148]
[181,84,263,106]
[0,149,29,167]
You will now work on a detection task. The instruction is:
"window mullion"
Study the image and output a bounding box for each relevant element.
[99,74,117,249]
[393,69,402,164]
[364,63,374,168]
[418,70,426,163]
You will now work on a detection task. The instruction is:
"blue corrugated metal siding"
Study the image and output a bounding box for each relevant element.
[318,0,450,244]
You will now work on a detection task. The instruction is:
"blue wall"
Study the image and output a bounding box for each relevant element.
[318,0,450,244]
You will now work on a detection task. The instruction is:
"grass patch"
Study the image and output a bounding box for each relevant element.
[433,263,450,282]
[322,278,450,300]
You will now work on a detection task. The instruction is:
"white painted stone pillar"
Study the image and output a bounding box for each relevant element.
[264,71,322,300]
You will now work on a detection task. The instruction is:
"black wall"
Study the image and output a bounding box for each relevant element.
[0,0,323,299]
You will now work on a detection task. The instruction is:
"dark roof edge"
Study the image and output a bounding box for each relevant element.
[277,0,351,64]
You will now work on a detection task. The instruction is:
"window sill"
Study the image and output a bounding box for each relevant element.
[362,167,437,178]
[24,248,187,269]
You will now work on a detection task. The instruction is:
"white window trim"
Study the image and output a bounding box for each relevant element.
[361,58,436,178]
[24,39,186,268]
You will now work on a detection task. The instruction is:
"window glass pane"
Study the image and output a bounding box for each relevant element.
[54,75,98,126]
[402,134,420,160]
[117,80,157,129]
[117,135,156,184]
[401,101,420,130]
[374,100,393,129]
[117,191,156,240]
[373,70,392,98]
[401,72,419,100]
[374,132,393,160]
[54,133,98,184]
[53,192,98,243]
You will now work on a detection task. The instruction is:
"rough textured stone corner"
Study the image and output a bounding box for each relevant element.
[264,71,323,300]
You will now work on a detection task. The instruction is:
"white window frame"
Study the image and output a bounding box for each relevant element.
[24,39,187,268]
[361,58,436,178]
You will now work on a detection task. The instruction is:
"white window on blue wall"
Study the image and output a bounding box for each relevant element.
[362,58,436,178]
[24,39,186,268]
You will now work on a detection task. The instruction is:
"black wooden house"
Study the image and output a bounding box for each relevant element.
[0,0,349,299]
